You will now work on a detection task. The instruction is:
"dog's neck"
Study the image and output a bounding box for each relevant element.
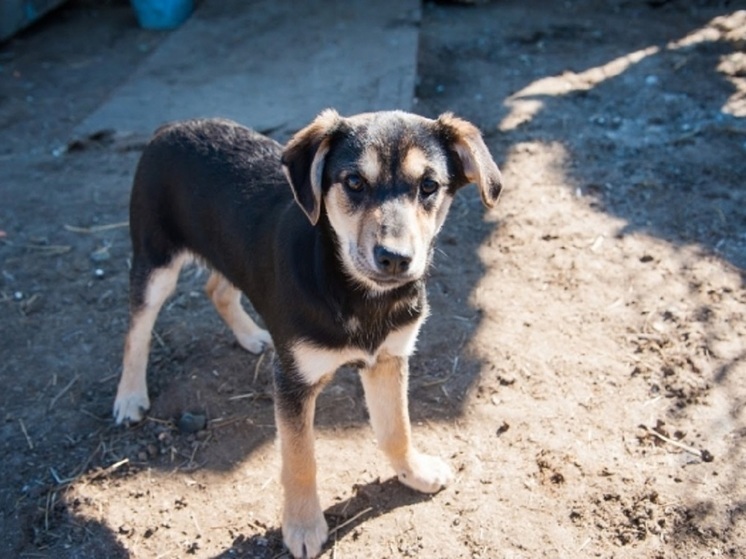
[309,213,427,351]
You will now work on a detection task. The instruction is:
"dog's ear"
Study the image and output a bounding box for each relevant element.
[437,113,503,208]
[282,109,342,225]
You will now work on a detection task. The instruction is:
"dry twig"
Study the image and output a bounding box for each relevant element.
[23,244,71,255]
[49,375,79,410]
[64,221,129,234]
[208,415,249,429]
[228,392,256,401]
[641,425,714,462]
[329,506,373,537]
[19,419,33,450]
[253,351,266,384]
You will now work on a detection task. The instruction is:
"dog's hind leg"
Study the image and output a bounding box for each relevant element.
[205,271,273,354]
[114,253,186,424]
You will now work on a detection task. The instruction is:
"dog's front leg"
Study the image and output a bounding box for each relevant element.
[360,353,454,493]
[274,369,328,558]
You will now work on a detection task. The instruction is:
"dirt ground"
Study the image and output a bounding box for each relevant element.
[2,0,746,557]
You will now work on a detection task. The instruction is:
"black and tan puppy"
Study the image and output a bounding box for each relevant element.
[113,109,501,558]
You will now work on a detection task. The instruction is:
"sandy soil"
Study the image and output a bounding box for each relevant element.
[1,1,745,557]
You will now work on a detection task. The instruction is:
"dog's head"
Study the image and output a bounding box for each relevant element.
[282,110,502,293]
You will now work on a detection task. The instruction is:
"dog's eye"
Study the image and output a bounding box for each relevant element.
[344,173,365,192]
[420,178,439,196]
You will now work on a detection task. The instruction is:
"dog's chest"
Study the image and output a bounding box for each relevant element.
[290,316,423,385]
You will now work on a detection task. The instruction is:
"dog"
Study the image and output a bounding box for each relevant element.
[113,109,502,558]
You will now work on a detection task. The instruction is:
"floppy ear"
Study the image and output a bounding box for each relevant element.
[282,109,342,225]
[437,113,503,208]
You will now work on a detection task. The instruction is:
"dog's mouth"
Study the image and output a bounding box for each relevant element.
[368,273,414,287]
[346,248,420,291]
[364,272,418,292]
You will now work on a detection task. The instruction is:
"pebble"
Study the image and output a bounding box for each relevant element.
[177,412,207,434]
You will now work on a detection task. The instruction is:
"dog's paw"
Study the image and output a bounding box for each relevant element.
[283,510,328,559]
[113,390,150,425]
[397,452,454,494]
[236,328,274,354]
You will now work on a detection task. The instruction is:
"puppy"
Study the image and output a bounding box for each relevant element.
[113,109,501,558]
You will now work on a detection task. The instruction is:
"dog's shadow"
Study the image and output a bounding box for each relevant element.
[210,477,434,558]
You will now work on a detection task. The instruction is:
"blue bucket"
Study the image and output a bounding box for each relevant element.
[131,0,194,30]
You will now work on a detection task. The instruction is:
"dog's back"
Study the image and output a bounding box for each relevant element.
[128,119,290,307]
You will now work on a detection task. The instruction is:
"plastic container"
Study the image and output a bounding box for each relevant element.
[131,0,194,30]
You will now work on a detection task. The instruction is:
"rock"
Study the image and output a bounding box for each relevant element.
[177,412,207,434]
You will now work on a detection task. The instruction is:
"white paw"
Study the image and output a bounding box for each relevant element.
[397,452,454,494]
[236,328,274,354]
[113,390,150,425]
[283,510,328,559]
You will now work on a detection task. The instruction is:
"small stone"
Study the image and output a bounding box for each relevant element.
[177,412,207,434]
[591,115,606,125]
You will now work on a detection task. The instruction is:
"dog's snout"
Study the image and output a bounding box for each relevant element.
[374,245,411,276]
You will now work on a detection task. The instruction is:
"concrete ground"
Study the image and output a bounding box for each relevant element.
[76,0,421,141]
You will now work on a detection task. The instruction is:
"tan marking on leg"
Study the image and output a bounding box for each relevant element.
[276,394,328,558]
[360,354,412,466]
[205,271,273,353]
[360,353,453,493]
[114,255,186,424]
[358,146,381,184]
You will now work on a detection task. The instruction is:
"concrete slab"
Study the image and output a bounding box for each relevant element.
[76,0,420,142]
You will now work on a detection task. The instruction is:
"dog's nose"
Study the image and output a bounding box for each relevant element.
[374,245,411,276]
